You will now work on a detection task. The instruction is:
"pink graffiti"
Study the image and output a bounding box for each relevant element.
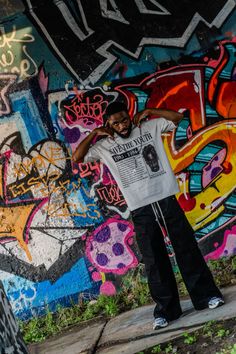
[78,161,101,178]
[100,165,116,185]
[86,217,137,275]
[202,148,226,188]
[63,92,108,126]
[97,185,126,207]
[91,271,102,281]
[205,225,236,261]
[100,281,116,296]
[38,66,48,97]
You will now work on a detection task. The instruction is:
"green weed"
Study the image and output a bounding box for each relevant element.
[216,343,236,354]
[207,256,236,287]
[231,257,236,271]
[216,328,230,338]
[175,271,188,297]
[120,264,152,309]
[203,320,216,338]
[183,331,197,344]
[164,343,174,353]
[151,344,162,353]
[20,317,46,343]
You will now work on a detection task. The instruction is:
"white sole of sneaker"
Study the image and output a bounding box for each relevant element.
[209,300,225,309]
[153,323,169,330]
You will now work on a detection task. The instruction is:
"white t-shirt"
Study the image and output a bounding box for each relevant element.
[84,118,179,211]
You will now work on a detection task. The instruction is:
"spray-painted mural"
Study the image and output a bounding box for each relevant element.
[0,0,236,319]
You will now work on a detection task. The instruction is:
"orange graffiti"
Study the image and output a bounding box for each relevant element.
[0,153,47,261]
[155,81,188,108]
[8,171,61,198]
[0,202,41,261]
[116,67,206,131]
[216,81,236,118]
[45,201,101,219]
[31,146,68,168]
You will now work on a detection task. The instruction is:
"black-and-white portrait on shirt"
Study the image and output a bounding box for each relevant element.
[142,144,160,172]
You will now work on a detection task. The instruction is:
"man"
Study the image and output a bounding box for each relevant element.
[72,101,224,330]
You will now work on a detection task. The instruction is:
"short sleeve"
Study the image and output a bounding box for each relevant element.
[84,145,101,162]
[156,118,176,133]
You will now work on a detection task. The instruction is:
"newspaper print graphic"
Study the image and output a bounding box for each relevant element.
[110,131,165,188]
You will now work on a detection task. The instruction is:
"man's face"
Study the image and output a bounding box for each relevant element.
[108,110,132,138]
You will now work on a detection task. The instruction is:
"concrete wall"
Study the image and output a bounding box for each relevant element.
[0,0,236,319]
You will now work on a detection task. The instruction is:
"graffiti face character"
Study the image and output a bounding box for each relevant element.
[142,144,159,172]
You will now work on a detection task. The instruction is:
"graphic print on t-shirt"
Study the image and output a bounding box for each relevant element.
[141,143,162,178]
[109,132,165,188]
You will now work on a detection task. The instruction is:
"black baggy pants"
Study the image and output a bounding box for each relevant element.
[131,195,222,321]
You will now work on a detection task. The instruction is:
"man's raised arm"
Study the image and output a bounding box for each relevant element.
[72,127,113,163]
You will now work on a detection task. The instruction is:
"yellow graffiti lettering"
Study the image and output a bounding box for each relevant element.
[164,120,236,230]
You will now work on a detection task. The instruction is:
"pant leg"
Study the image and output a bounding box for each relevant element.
[132,205,182,320]
[158,195,223,310]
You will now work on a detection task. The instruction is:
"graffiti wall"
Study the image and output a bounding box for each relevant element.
[0,0,236,319]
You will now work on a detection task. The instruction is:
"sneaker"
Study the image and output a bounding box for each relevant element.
[208,296,224,309]
[153,317,169,330]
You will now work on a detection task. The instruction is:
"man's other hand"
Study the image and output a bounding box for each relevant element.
[133,109,151,127]
[94,126,114,138]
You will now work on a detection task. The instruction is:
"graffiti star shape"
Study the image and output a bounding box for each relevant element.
[0,152,47,261]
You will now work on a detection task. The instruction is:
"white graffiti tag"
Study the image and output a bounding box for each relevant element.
[0,73,17,116]
[0,26,38,79]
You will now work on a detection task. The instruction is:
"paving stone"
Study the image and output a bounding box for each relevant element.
[98,298,193,346]
[28,319,106,354]
[96,327,203,354]
[26,286,236,354]
[97,286,236,354]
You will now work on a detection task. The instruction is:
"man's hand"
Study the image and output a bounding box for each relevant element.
[134,108,183,127]
[72,126,113,163]
[133,109,151,127]
[94,126,114,138]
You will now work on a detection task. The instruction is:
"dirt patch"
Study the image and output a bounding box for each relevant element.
[140,317,236,354]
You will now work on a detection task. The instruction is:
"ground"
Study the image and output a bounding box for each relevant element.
[141,317,236,354]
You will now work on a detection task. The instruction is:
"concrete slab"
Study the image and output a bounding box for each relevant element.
[97,326,203,354]
[97,286,236,354]
[26,286,236,354]
[28,319,107,354]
